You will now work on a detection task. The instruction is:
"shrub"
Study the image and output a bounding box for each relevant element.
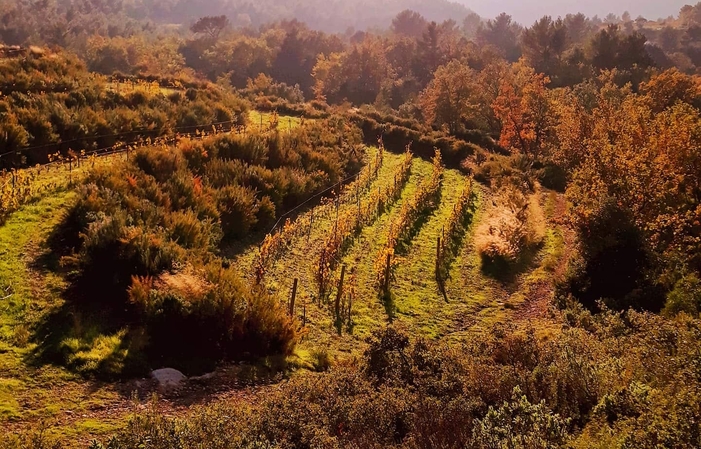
[132,266,296,370]
[475,187,544,266]
[473,387,570,449]
[662,274,701,317]
[217,185,259,239]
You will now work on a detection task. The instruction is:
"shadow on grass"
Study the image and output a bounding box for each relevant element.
[480,240,544,285]
[381,290,396,322]
[437,198,479,300]
[394,190,442,257]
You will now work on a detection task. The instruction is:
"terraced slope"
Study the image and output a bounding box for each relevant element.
[233,150,572,358]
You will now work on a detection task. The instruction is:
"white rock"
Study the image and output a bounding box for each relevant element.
[151,368,186,390]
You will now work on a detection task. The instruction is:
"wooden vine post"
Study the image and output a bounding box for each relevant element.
[290,278,298,317]
[384,253,392,294]
[335,265,346,320]
[436,236,441,280]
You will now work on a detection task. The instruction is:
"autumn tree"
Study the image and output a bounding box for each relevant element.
[564,80,701,309]
[391,10,428,39]
[640,68,701,112]
[271,22,344,96]
[419,60,478,134]
[492,63,554,157]
[476,13,522,62]
[312,37,389,105]
[191,15,229,43]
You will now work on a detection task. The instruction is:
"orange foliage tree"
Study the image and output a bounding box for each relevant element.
[492,63,554,158]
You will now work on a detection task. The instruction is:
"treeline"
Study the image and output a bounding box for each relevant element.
[0,0,476,39]
[11,7,696,138]
[468,59,701,316]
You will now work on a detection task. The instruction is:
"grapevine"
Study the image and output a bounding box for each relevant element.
[316,146,413,299]
[375,149,444,292]
[436,178,474,289]
[255,144,385,283]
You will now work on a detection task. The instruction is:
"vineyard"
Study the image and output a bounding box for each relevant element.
[233,147,568,350]
[0,72,571,441]
[0,117,573,443]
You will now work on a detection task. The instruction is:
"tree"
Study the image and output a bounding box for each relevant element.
[564,83,701,307]
[492,63,554,157]
[190,15,229,43]
[413,21,445,85]
[462,12,481,40]
[477,13,522,62]
[640,68,701,112]
[312,38,389,105]
[590,25,653,73]
[521,16,568,77]
[391,10,428,39]
[564,13,591,45]
[419,60,478,134]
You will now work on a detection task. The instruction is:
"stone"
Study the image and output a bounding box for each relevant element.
[151,368,186,390]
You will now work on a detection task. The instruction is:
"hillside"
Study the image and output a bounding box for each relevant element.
[460,0,688,25]
[146,0,475,32]
[4,2,701,447]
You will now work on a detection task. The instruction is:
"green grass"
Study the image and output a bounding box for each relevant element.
[232,155,576,356]
[230,152,570,357]
[248,110,304,132]
[0,178,129,443]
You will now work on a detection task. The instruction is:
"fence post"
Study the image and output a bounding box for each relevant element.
[308,209,314,243]
[290,278,298,317]
[436,237,441,280]
[334,194,339,242]
[384,253,392,294]
[335,265,346,323]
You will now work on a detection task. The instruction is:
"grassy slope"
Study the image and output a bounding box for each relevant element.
[0,190,125,441]
[248,110,303,132]
[1,128,574,441]
[234,151,572,360]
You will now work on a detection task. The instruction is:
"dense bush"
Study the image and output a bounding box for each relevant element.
[87,308,701,448]
[0,52,248,166]
[352,114,480,168]
[475,186,545,267]
[129,266,296,369]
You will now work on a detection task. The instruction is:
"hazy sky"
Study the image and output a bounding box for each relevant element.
[460,0,690,25]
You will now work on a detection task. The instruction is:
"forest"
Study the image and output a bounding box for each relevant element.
[2,0,701,448]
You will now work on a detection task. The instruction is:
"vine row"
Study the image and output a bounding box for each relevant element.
[375,149,444,292]
[316,147,413,299]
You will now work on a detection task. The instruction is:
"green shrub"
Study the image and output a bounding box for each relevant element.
[217,185,259,239]
[663,274,701,317]
[473,387,570,449]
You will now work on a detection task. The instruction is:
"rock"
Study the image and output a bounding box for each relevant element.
[189,372,215,382]
[151,368,186,391]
